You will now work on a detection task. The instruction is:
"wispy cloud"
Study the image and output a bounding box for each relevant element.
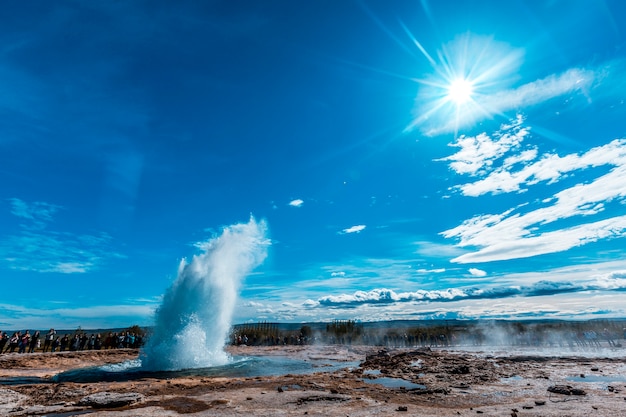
[339,224,366,234]
[8,198,62,230]
[407,32,599,136]
[1,198,124,273]
[426,68,596,136]
[0,300,157,329]
[436,115,529,176]
[440,118,626,263]
[288,198,304,207]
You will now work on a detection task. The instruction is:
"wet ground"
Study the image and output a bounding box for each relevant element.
[1,345,625,416]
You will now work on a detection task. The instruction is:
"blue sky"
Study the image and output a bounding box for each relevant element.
[2,0,626,329]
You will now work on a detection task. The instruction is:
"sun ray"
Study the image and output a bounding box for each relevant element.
[407,33,525,136]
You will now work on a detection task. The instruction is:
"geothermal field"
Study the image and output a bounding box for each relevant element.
[1,338,626,417]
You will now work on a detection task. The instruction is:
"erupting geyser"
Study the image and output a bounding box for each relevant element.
[141,217,270,371]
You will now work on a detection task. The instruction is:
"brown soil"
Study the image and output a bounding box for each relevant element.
[1,345,625,416]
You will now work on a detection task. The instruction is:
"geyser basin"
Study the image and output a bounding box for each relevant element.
[13,356,356,384]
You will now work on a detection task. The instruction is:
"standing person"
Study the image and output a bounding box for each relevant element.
[51,337,60,353]
[60,334,69,352]
[28,331,40,353]
[0,332,8,353]
[71,334,80,351]
[43,329,56,353]
[18,331,31,354]
[6,332,20,353]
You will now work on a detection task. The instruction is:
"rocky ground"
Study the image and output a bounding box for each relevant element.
[1,345,625,416]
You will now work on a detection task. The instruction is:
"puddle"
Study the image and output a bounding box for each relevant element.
[566,375,626,383]
[363,377,426,390]
[0,357,361,385]
[501,375,524,382]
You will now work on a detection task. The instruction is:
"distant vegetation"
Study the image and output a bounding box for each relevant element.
[4,319,626,352]
[230,319,626,348]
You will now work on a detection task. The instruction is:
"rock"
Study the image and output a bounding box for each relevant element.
[396,405,408,411]
[547,385,586,396]
[450,365,470,374]
[0,388,28,415]
[78,392,144,408]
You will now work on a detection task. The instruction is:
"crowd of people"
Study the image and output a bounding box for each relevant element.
[0,328,144,354]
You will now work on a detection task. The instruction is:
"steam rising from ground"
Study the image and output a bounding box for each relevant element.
[141,217,270,371]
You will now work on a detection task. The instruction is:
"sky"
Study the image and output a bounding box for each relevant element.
[2,0,626,330]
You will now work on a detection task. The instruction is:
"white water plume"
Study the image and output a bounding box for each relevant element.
[141,217,270,370]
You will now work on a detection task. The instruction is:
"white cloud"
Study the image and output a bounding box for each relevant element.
[437,115,529,176]
[303,299,318,307]
[450,215,626,263]
[288,199,304,207]
[314,273,626,308]
[440,116,626,263]
[331,271,346,277]
[469,268,486,277]
[412,240,464,258]
[455,138,626,197]
[416,268,446,273]
[484,67,594,110]
[339,225,366,234]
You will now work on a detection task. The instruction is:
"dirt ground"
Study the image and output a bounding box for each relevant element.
[1,345,625,416]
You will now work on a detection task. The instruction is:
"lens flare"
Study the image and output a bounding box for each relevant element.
[447,78,474,105]
[404,33,525,137]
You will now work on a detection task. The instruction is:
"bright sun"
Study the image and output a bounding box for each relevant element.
[447,77,474,105]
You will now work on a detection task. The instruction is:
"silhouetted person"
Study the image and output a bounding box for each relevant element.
[28,331,40,353]
[0,332,8,353]
[51,337,60,352]
[60,334,69,352]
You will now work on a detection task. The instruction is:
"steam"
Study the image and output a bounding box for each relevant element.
[141,217,270,371]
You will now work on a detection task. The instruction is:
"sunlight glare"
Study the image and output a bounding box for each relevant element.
[447,78,474,105]
[405,32,525,136]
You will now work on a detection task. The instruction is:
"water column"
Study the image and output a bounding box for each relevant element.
[141,217,270,370]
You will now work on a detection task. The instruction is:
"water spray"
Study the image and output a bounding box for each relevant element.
[141,216,270,370]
